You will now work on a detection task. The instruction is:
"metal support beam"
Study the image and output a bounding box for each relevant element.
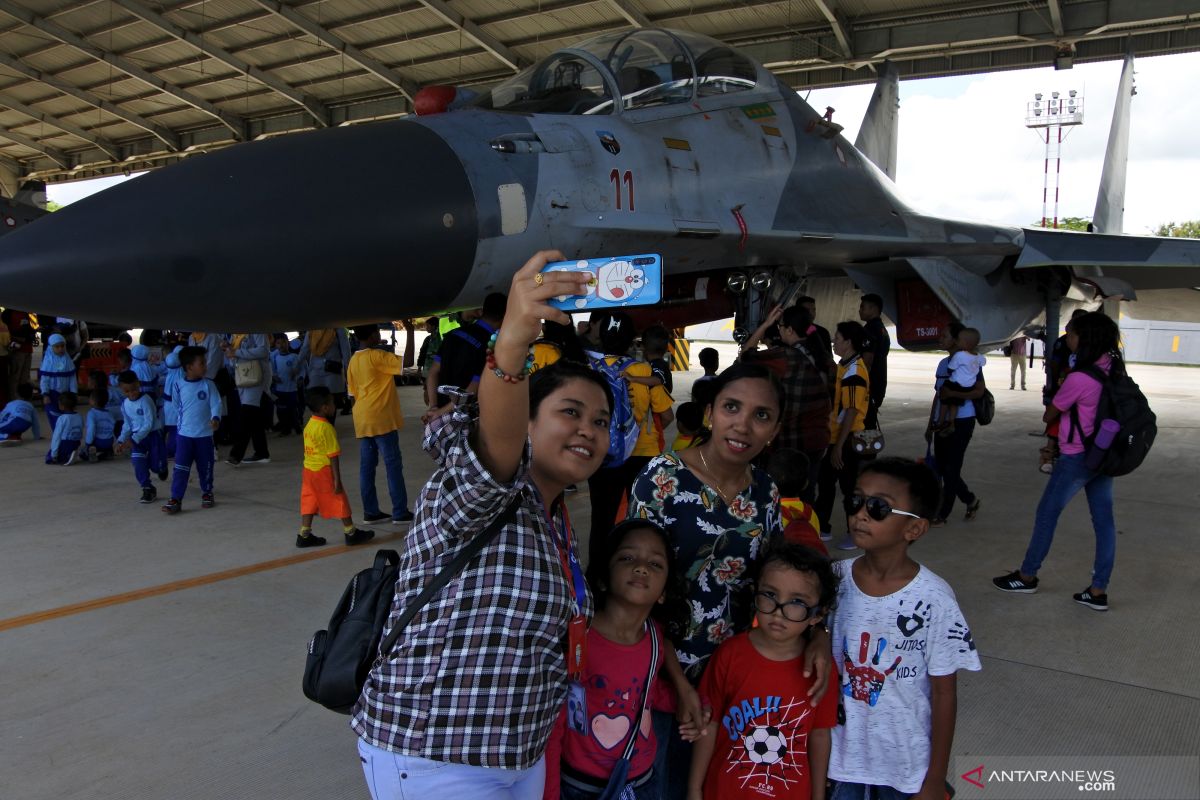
[250,0,422,101]
[0,0,246,139]
[812,0,854,60]
[110,0,330,128]
[0,50,179,150]
[1047,0,1065,37]
[0,93,119,160]
[415,0,523,71]
[0,124,69,168]
[605,0,650,27]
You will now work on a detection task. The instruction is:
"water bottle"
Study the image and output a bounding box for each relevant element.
[1086,419,1121,470]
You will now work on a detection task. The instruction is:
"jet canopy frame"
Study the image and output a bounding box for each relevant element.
[473,28,760,117]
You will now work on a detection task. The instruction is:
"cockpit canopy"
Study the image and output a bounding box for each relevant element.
[475,28,759,115]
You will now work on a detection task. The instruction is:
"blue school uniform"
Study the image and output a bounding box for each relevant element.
[46,411,82,464]
[120,393,165,488]
[170,377,221,501]
[271,350,302,433]
[161,347,184,452]
[0,398,41,440]
[130,344,159,401]
[85,407,116,458]
[39,333,77,432]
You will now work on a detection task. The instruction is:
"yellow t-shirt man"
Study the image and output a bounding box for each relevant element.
[830,355,870,444]
[303,415,340,471]
[346,348,405,439]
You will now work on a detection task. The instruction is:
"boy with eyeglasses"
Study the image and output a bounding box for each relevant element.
[827,458,980,800]
[687,542,840,800]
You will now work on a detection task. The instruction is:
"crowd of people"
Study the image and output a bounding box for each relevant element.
[0,263,1134,797]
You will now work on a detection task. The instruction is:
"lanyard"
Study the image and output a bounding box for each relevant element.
[549,503,588,615]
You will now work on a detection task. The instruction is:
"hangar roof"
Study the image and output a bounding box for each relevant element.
[0,0,1194,182]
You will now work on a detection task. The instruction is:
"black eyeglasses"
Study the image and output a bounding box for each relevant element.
[754,591,819,622]
[849,493,922,522]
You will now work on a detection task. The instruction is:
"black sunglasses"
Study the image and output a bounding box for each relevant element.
[849,493,922,522]
[754,591,819,623]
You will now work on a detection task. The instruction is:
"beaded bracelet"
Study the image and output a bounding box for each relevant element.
[486,332,535,383]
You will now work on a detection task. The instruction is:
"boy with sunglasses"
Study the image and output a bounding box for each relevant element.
[827,458,980,800]
[688,543,839,800]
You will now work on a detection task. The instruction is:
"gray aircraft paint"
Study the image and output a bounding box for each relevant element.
[854,61,900,182]
[0,27,1198,346]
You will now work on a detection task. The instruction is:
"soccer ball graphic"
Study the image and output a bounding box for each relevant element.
[743,725,788,765]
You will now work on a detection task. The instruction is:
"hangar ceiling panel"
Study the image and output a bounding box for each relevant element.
[0,0,1187,182]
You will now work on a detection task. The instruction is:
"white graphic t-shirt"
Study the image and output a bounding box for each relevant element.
[828,558,982,794]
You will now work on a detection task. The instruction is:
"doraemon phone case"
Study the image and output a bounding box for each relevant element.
[542,254,663,311]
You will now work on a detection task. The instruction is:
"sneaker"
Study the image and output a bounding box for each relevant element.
[965,497,982,521]
[201,493,215,509]
[225,458,241,467]
[139,486,157,504]
[1073,588,1109,611]
[157,467,170,481]
[296,533,327,548]
[564,484,578,494]
[836,534,857,551]
[0,437,21,447]
[1039,462,1054,475]
[993,570,1039,593]
[930,517,948,528]
[362,512,390,525]
[392,512,415,525]
[242,454,271,465]
[818,530,833,542]
[161,498,182,515]
[345,528,376,546]
[64,449,77,466]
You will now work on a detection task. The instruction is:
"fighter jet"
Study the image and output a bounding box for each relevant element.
[0,27,1197,346]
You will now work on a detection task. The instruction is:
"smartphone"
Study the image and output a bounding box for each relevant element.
[542,254,663,312]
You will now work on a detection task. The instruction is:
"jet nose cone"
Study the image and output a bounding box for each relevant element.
[0,121,478,330]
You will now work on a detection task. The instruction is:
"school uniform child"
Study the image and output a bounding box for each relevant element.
[46,391,83,465]
[39,332,77,433]
[271,336,303,435]
[297,386,374,547]
[162,347,222,514]
[828,458,981,800]
[767,448,828,556]
[0,383,41,444]
[688,543,839,800]
[129,344,159,402]
[160,345,184,453]
[115,370,168,504]
[544,520,700,800]
[84,385,116,461]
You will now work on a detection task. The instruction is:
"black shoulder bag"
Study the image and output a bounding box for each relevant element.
[303,496,521,713]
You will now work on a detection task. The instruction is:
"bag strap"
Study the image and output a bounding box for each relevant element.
[375,495,523,663]
[618,621,659,762]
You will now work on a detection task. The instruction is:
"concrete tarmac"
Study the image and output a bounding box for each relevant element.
[1,349,1197,799]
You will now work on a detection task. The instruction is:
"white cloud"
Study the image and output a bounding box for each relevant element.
[808,51,1200,234]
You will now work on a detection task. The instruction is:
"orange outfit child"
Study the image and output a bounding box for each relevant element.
[301,414,352,520]
[781,496,828,556]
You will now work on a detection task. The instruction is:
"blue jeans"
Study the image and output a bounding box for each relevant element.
[648,710,693,800]
[1020,452,1116,590]
[356,738,544,800]
[831,781,912,800]
[359,431,409,519]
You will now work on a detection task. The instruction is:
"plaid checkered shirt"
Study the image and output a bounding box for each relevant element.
[350,394,592,769]
[744,344,832,453]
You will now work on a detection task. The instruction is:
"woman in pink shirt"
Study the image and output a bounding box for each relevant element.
[993,313,1122,611]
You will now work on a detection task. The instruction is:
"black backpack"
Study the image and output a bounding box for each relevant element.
[975,388,996,425]
[1069,366,1156,477]
[302,498,520,714]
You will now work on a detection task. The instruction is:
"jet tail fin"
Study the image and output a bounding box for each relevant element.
[1092,54,1135,233]
[854,61,899,181]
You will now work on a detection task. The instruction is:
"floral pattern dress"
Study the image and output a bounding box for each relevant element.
[628,451,782,681]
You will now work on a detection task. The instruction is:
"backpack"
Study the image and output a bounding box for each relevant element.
[975,388,996,425]
[1069,366,1156,477]
[590,355,640,468]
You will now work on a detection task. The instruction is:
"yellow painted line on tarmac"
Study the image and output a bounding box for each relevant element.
[0,537,397,633]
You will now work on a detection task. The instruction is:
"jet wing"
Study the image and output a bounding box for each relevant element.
[1016,228,1200,292]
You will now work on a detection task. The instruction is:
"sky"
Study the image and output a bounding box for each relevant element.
[47,51,1200,235]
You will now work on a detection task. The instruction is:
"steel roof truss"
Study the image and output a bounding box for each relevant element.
[1047,0,1065,38]
[0,92,119,160]
[110,0,330,127]
[0,120,69,167]
[812,0,854,60]
[249,0,422,101]
[415,0,523,70]
[605,0,650,28]
[0,0,246,139]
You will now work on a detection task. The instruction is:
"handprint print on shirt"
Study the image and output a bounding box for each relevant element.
[948,621,976,653]
[842,632,902,707]
[896,599,931,638]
